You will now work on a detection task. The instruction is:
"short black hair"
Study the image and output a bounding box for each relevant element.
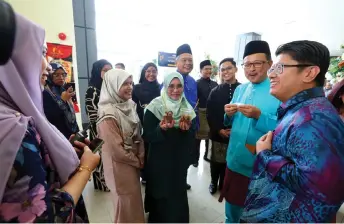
[275,40,330,87]
[115,63,125,69]
[219,58,237,67]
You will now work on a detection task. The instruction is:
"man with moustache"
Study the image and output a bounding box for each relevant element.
[206,58,240,194]
[195,60,218,167]
[219,41,280,223]
[175,44,198,190]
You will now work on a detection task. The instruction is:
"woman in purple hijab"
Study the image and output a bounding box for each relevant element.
[0,5,100,223]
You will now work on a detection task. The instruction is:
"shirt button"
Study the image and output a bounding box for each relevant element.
[15,112,21,117]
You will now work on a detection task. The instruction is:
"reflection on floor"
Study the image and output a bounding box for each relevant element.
[82,143,344,223]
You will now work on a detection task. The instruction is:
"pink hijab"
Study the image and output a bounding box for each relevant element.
[0,13,79,201]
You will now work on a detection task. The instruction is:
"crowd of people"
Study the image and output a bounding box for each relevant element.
[1,2,344,223]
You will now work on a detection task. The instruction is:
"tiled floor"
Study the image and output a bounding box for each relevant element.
[83,144,224,223]
[83,142,344,223]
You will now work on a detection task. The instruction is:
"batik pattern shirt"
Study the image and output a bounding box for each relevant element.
[0,125,88,223]
[241,87,344,223]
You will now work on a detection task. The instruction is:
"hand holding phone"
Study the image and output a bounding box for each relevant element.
[89,138,104,153]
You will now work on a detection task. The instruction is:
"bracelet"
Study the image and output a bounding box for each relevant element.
[78,165,92,181]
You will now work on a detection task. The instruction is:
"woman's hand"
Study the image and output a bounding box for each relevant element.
[160,119,175,130]
[61,86,75,102]
[179,121,191,131]
[69,135,91,158]
[62,143,100,204]
[78,142,100,171]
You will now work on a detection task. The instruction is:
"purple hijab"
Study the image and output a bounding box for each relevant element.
[0,14,79,201]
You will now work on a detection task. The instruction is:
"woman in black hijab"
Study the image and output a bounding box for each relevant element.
[43,63,79,138]
[85,59,112,191]
[132,62,160,184]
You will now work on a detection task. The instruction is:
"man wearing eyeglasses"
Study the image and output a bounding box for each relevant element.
[195,60,218,167]
[175,43,198,190]
[220,40,280,223]
[241,41,344,223]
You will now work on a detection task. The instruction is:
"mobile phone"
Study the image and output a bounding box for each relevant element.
[89,138,104,153]
[64,82,77,102]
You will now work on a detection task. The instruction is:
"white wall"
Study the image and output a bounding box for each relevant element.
[262,0,344,58]
[7,0,82,127]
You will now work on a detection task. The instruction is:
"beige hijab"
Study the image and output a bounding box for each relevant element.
[97,69,141,148]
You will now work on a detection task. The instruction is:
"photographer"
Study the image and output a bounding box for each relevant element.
[43,63,79,139]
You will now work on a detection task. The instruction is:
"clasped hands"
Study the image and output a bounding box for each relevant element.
[224,103,261,119]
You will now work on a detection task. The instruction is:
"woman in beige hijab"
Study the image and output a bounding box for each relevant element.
[97,69,145,223]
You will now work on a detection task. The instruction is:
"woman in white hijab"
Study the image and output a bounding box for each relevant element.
[97,69,145,223]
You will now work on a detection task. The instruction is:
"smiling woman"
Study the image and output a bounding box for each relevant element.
[143,72,196,222]
[97,69,145,223]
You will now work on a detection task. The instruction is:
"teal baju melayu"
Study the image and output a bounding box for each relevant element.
[221,78,280,223]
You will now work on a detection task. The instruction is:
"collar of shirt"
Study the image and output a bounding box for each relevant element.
[200,77,211,82]
[277,87,324,119]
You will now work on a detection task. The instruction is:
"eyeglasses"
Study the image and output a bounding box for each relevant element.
[53,72,67,78]
[220,66,234,73]
[242,61,268,69]
[146,69,157,75]
[168,84,183,90]
[268,63,314,75]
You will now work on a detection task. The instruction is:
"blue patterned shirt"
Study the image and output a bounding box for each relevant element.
[241,87,344,223]
[180,72,199,130]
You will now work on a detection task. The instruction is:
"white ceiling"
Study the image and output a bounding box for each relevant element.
[96,0,344,59]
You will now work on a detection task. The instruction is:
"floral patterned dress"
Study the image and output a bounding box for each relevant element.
[0,124,89,223]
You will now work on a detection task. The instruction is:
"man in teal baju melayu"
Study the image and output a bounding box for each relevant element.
[218,40,281,223]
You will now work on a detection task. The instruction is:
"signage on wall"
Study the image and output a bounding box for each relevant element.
[158,51,176,67]
[47,43,74,82]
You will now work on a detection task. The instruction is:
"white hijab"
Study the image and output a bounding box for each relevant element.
[97,69,141,145]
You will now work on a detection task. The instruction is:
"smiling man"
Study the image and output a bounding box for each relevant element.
[220,40,280,223]
[206,58,240,195]
[195,60,218,167]
[175,43,197,190]
[241,41,344,223]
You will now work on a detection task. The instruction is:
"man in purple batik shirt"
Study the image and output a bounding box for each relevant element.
[241,40,344,223]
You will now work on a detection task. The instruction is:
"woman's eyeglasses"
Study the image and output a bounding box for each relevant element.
[146,70,157,75]
[53,72,67,78]
[168,84,183,90]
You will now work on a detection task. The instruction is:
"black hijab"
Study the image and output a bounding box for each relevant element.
[139,63,158,83]
[89,59,112,90]
[137,62,160,102]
